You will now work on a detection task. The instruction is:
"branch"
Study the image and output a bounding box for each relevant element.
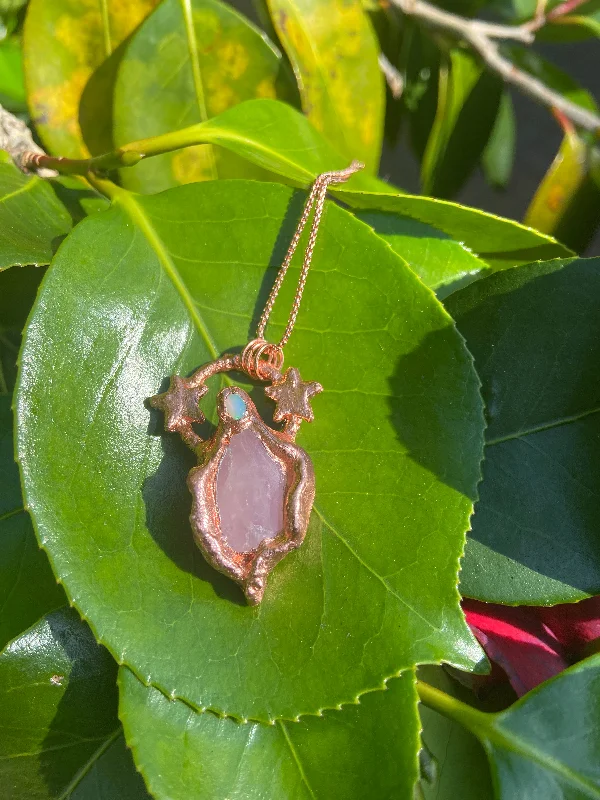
[392,0,535,42]
[391,0,600,133]
[467,31,600,131]
[379,53,404,99]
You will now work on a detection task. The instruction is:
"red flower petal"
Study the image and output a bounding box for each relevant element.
[463,599,570,696]
[537,596,600,656]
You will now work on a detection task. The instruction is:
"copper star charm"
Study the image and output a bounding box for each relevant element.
[149,375,208,432]
[265,367,323,423]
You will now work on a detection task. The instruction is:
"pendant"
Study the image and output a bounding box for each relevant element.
[150,340,322,604]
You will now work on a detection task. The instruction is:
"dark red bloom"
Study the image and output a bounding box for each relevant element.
[462,596,600,697]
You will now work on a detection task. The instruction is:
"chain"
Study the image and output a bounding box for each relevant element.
[255,161,364,349]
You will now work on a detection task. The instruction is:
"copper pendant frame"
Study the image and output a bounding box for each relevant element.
[150,349,322,604]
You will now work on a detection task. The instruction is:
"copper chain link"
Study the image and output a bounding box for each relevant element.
[255,161,364,349]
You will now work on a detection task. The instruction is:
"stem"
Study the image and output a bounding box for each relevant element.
[416,680,490,738]
[390,0,600,133]
[20,125,208,178]
[85,173,125,202]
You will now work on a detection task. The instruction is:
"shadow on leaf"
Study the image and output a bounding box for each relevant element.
[388,324,483,503]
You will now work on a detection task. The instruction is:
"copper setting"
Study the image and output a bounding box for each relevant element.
[150,352,322,604]
[150,162,363,603]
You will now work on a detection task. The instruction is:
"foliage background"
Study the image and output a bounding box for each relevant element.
[1,0,600,797]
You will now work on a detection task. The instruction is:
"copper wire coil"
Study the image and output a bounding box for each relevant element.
[242,338,284,380]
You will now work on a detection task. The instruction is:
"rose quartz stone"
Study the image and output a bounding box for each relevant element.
[216,429,285,552]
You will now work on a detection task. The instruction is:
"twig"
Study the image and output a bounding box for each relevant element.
[392,0,535,42]
[391,0,600,133]
[0,104,57,177]
[378,53,404,99]
[525,0,590,30]
[468,30,600,131]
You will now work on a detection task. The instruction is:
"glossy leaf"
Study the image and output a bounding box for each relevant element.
[448,258,600,604]
[485,656,600,798]
[132,98,389,191]
[341,191,572,276]
[418,666,494,800]
[119,666,419,799]
[354,210,490,297]
[23,0,159,157]
[0,393,65,651]
[124,97,571,277]
[422,48,503,199]
[17,179,485,722]
[482,91,516,190]
[265,0,384,171]
[114,0,295,194]
[0,153,72,269]
[423,654,600,799]
[0,608,150,800]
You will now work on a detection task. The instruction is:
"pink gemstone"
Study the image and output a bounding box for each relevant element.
[216,429,286,552]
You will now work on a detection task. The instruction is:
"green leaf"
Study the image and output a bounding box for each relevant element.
[340,190,572,277]
[117,96,571,278]
[23,0,160,157]
[422,48,503,199]
[525,134,600,255]
[418,666,494,800]
[114,0,295,194]
[0,35,26,112]
[0,393,65,651]
[525,131,588,238]
[551,13,600,39]
[17,179,485,722]
[421,654,600,799]
[264,0,384,171]
[0,608,150,799]
[0,153,72,269]
[119,666,419,799]
[353,210,490,297]
[481,91,515,190]
[135,98,389,191]
[447,257,600,604]
[536,3,600,42]
[0,0,28,15]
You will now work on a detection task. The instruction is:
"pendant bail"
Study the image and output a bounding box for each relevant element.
[242,338,284,381]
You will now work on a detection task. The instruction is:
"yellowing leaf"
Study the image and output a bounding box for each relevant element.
[114,0,295,193]
[23,0,159,157]
[265,0,384,171]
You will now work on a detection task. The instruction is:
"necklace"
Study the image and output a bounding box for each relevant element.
[150,162,362,604]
